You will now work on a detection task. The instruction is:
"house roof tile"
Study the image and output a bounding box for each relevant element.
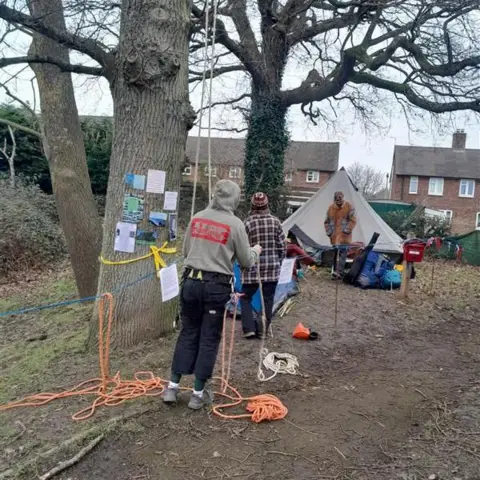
[185,137,339,171]
[394,145,480,180]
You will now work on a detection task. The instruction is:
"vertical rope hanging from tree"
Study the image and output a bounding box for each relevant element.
[206,0,219,201]
[190,0,210,219]
[191,0,220,216]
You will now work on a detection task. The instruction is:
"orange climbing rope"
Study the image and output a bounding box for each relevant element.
[0,293,287,423]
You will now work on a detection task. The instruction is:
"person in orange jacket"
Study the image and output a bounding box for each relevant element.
[324,191,357,278]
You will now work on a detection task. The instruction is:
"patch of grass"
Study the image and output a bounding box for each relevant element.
[0,276,78,314]
[0,329,87,404]
[0,291,89,406]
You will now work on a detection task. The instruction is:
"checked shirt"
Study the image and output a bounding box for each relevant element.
[242,212,286,284]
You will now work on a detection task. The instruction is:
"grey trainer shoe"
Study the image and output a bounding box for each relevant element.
[187,388,213,410]
[163,386,179,404]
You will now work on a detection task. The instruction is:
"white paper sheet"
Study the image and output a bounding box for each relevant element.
[160,263,180,302]
[163,191,178,211]
[114,222,137,253]
[278,258,296,284]
[146,169,166,194]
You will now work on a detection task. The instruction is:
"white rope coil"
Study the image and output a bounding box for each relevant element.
[257,348,299,382]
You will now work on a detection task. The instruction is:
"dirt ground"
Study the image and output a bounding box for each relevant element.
[1,261,479,480]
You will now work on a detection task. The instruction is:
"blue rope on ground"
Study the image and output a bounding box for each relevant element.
[0,270,160,319]
[0,296,100,318]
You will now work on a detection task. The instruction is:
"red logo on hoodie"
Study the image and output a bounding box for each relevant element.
[191,218,231,245]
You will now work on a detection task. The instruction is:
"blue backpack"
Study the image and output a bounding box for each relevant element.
[381,269,402,289]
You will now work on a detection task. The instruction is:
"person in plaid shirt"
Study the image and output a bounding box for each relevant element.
[240,192,287,339]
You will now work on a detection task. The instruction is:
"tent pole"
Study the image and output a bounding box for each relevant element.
[334,248,340,328]
[429,263,435,297]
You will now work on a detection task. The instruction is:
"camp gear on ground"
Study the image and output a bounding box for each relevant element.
[356,251,399,290]
[381,270,402,289]
[293,323,319,340]
[343,233,380,285]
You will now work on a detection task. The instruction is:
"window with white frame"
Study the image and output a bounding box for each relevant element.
[182,165,192,176]
[428,177,444,196]
[459,179,475,198]
[409,176,418,194]
[285,172,293,182]
[204,166,217,177]
[306,170,320,183]
[229,166,241,179]
[476,212,480,230]
[441,210,453,223]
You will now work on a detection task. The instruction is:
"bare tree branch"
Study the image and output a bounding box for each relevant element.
[189,64,246,83]
[351,72,480,113]
[0,124,16,188]
[0,3,114,75]
[194,93,251,114]
[0,81,37,120]
[0,118,42,138]
[0,55,105,76]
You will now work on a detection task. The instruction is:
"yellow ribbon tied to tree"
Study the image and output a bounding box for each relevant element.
[100,243,177,277]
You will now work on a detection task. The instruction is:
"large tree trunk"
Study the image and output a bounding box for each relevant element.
[28,0,102,297]
[244,26,289,212]
[90,0,194,348]
[244,87,289,210]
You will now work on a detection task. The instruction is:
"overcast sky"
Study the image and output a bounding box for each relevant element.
[1,27,479,176]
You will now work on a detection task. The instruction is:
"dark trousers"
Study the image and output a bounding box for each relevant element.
[240,282,277,335]
[333,247,348,275]
[171,277,231,381]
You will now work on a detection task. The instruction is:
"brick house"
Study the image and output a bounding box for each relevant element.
[182,137,339,206]
[390,131,480,234]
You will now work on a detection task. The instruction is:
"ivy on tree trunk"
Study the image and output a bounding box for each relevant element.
[244,90,289,212]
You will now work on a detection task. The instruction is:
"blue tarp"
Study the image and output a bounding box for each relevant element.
[227,262,299,316]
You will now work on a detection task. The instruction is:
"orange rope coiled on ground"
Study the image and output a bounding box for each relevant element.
[0,293,287,423]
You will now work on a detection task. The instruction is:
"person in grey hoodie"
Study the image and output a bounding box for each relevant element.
[163,180,262,410]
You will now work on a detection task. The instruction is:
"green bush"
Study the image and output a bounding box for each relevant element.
[0,179,66,279]
[383,210,451,239]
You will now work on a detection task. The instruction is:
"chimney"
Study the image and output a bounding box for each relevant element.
[452,129,467,150]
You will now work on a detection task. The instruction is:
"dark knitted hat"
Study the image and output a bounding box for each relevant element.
[251,192,269,210]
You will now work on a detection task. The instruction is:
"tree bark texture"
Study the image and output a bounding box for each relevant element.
[28,0,102,298]
[92,0,194,348]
